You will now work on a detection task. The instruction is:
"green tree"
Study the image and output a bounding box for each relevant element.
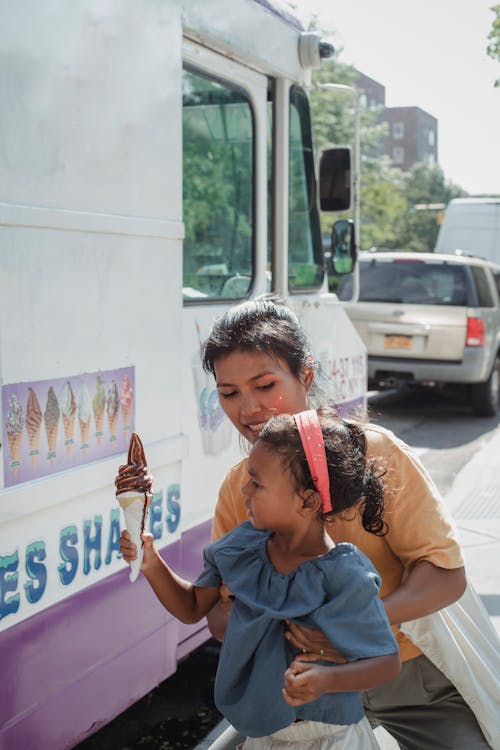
[487,4,500,86]
[359,157,407,250]
[299,11,467,253]
[310,58,409,251]
[396,164,465,252]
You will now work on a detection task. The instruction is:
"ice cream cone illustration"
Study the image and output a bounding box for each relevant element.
[106,380,120,445]
[5,392,24,479]
[60,381,77,458]
[26,387,42,469]
[120,373,134,444]
[115,433,153,583]
[77,384,92,457]
[92,375,106,447]
[44,386,60,464]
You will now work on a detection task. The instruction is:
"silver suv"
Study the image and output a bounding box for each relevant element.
[337,251,500,416]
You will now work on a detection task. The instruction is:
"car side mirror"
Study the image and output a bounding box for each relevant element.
[331,219,356,275]
[319,147,352,212]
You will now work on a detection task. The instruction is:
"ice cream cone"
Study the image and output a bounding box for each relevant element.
[44,386,60,464]
[63,414,76,457]
[7,430,23,479]
[6,391,24,480]
[26,387,42,469]
[117,491,153,582]
[120,374,134,443]
[93,375,106,448]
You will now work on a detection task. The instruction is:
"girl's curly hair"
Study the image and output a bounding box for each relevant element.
[258,407,387,536]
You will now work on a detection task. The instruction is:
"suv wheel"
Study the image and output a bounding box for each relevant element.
[470,356,500,417]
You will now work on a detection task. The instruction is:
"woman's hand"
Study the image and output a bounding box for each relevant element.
[284,621,346,663]
[282,661,332,706]
[206,583,234,641]
[219,583,235,614]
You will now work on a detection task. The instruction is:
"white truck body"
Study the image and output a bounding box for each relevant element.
[0,2,366,747]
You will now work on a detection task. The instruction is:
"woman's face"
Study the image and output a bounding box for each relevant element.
[214,349,313,444]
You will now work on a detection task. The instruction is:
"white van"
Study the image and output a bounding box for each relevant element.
[0,2,366,748]
[435,197,500,263]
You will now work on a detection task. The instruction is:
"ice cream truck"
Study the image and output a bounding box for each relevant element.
[0,2,366,747]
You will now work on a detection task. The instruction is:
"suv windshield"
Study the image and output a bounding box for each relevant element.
[337,259,468,306]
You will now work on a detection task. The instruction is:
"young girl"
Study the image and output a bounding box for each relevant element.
[122,408,400,749]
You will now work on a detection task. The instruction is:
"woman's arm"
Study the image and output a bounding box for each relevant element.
[282,652,401,706]
[382,560,466,626]
[120,530,219,624]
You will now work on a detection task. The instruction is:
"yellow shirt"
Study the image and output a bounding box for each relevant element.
[212,423,464,662]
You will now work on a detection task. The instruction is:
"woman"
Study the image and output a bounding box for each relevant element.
[199,295,491,750]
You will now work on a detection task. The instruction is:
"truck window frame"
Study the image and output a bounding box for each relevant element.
[288,85,324,293]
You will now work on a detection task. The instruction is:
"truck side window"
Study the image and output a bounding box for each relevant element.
[182,68,254,300]
[288,86,323,291]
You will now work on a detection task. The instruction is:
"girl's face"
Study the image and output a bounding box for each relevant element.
[214,349,313,444]
[242,440,300,530]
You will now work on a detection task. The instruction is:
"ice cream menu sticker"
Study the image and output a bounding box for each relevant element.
[2,367,135,487]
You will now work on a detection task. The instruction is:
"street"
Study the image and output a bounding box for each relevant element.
[363,387,500,749]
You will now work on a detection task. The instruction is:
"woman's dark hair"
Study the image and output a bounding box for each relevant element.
[258,407,387,536]
[202,295,312,383]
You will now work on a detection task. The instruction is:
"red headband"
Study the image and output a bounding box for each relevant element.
[293,410,332,514]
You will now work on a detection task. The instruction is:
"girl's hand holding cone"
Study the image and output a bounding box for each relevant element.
[119,529,157,570]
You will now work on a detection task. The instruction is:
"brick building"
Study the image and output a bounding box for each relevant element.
[383,106,438,170]
[355,71,439,171]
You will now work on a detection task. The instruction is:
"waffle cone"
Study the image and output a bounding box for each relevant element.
[94,411,105,446]
[27,425,41,468]
[108,413,119,443]
[63,414,76,457]
[79,417,91,454]
[117,492,153,582]
[121,405,131,429]
[27,425,41,452]
[7,431,23,477]
[46,423,59,462]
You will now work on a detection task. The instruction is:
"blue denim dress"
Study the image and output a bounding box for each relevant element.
[195,522,398,738]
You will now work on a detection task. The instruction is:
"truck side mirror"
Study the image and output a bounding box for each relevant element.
[331,218,356,275]
[319,147,352,212]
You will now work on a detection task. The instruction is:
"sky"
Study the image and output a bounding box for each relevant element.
[290,0,500,196]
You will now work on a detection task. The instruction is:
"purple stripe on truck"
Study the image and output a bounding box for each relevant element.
[0,519,212,750]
